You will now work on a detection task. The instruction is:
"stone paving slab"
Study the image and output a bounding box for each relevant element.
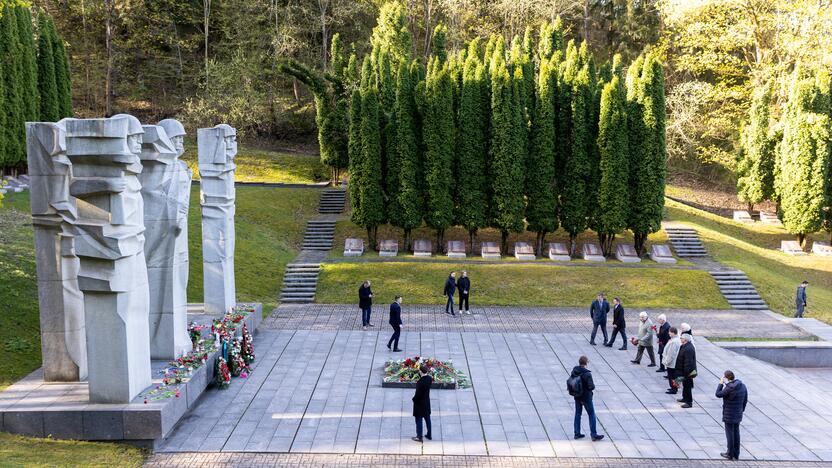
[265,304,808,339]
[157,329,832,461]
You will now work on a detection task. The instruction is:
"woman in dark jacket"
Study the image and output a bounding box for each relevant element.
[606,298,627,350]
[412,364,433,442]
[677,333,697,408]
[358,280,373,329]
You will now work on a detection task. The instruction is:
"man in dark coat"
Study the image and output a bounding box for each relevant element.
[605,297,627,350]
[571,356,604,441]
[677,333,697,408]
[358,280,374,329]
[457,271,471,315]
[716,370,748,461]
[588,293,610,345]
[656,314,671,372]
[411,364,433,442]
[387,296,403,352]
[795,280,808,318]
[443,272,457,316]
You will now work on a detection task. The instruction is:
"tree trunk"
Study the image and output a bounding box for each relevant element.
[435,229,445,254]
[500,231,509,256]
[535,231,546,257]
[293,78,301,104]
[634,232,647,256]
[797,233,806,250]
[468,230,476,255]
[203,0,211,79]
[104,0,114,116]
[404,229,411,252]
[319,0,329,70]
[747,202,753,214]
[583,0,590,43]
[569,234,577,256]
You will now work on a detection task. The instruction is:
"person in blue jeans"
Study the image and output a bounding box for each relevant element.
[570,356,605,441]
[443,272,457,315]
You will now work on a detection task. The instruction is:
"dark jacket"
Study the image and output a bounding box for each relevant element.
[677,341,697,382]
[657,322,671,346]
[457,276,470,295]
[412,375,432,417]
[444,276,456,296]
[570,366,595,401]
[589,299,609,324]
[716,379,748,424]
[612,304,625,328]
[389,302,402,326]
[358,285,373,308]
[796,286,807,307]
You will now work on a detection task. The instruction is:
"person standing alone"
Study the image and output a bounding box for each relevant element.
[457,271,471,315]
[411,364,433,443]
[358,280,374,329]
[568,356,604,441]
[589,293,610,346]
[605,297,627,349]
[716,370,748,461]
[443,272,457,316]
[795,281,808,318]
[387,296,403,352]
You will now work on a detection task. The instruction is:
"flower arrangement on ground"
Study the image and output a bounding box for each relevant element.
[228,339,249,377]
[241,323,255,365]
[215,356,231,389]
[384,356,470,389]
[188,321,205,349]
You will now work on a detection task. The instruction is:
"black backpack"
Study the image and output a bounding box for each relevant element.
[567,374,584,397]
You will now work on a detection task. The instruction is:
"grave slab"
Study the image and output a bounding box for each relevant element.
[481,242,500,259]
[513,242,535,261]
[344,238,364,257]
[447,241,466,259]
[378,240,398,257]
[413,239,432,257]
[547,243,571,261]
[582,243,606,262]
[649,244,677,264]
[615,244,641,263]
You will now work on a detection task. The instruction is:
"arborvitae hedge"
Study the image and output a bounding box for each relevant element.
[737,82,775,212]
[422,58,455,249]
[358,57,386,248]
[1,7,25,169]
[15,6,38,124]
[50,18,72,118]
[36,12,59,124]
[394,60,424,249]
[596,73,630,255]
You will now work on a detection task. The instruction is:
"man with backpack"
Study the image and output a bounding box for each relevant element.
[568,356,605,441]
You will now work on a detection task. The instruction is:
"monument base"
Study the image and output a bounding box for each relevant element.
[0,303,261,448]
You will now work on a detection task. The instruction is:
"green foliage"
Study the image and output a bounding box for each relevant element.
[456,50,489,241]
[348,84,363,225]
[526,56,558,254]
[559,46,590,245]
[422,58,455,240]
[51,22,72,118]
[431,24,448,63]
[14,6,38,123]
[394,61,424,241]
[596,75,630,254]
[370,1,412,68]
[737,82,775,210]
[356,57,386,245]
[538,17,565,61]
[777,68,832,245]
[1,6,25,168]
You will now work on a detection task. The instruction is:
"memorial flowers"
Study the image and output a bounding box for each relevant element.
[215,356,231,389]
[384,356,470,389]
[188,321,205,349]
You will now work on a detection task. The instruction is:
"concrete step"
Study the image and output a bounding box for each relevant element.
[285,266,321,271]
[727,299,766,305]
[722,294,764,300]
[732,305,769,310]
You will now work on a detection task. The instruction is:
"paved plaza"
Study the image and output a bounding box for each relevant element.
[156,305,832,463]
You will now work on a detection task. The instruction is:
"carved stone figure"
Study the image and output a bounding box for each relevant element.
[65,115,151,403]
[26,119,88,382]
[198,124,237,315]
[138,123,192,359]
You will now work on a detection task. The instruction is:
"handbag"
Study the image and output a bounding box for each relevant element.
[689,369,698,379]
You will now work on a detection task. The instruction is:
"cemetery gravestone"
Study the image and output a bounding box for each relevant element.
[344,238,364,256]
[780,240,806,256]
[379,239,398,257]
[548,242,571,261]
[138,123,192,359]
[733,211,754,223]
[65,115,152,403]
[812,241,832,257]
[583,243,606,262]
[615,243,642,263]
[481,242,501,259]
[447,240,466,258]
[26,119,87,382]
[413,239,432,257]
[514,242,535,260]
[198,124,237,315]
[650,244,677,264]
[760,212,783,226]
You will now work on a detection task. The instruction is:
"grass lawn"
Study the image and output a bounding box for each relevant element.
[665,198,832,322]
[181,139,328,184]
[316,261,728,309]
[0,433,145,467]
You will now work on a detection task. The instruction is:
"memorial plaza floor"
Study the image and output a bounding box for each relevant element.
[150,305,832,466]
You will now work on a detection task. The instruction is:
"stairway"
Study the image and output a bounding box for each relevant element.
[709,270,769,310]
[302,219,336,251]
[279,263,321,303]
[318,189,346,214]
[665,226,708,257]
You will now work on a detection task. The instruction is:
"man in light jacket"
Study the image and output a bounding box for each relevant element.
[630,311,656,367]
[662,327,681,394]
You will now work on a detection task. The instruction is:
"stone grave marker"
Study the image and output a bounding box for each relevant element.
[733,210,754,223]
[481,241,500,259]
[780,240,806,255]
[548,242,571,261]
[447,240,466,258]
[514,242,535,260]
[615,243,641,263]
[582,243,606,262]
[649,244,677,264]
[413,239,432,257]
[344,238,364,256]
[812,241,832,257]
[379,239,398,257]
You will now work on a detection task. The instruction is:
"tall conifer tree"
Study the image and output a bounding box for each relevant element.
[50,18,72,118]
[737,82,775,212]
[394,60,424,250]
[422,58,455,249]
[596,74,630,255]
[15,7,39,124]
[36,12,59,123]
[1,6,25,170]
[358,56,386,248]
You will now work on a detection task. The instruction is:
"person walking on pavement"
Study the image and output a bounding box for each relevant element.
[662,327,681,394]
[656,314,671,372]
[606,297,627,350]
[716,370,748,461]
[444,272,457,316]
[677,333,697,408]
[457,271,471,315]
[411,364,433,443]
[568,356,604,441]
[631,311,657,366]
[795,281,808,318]
[358,280,374,329]
[387,296,403,352]
[589,293,610,345]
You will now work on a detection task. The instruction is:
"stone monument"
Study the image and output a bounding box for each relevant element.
[26,119,88,382]
[198,124,237,315]
[65,115,151,403]
[138,122,192,359]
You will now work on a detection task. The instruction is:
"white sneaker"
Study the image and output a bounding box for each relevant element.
[466,311,472,315]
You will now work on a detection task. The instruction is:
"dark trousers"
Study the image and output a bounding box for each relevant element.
[388,324,401,349]
[445,295,455,315]
[657,342,666,369]
[590,322,608,344]
[666,368,677,393]
[459,293,469,311]
[682,377,694,404]
[415,415,432,439]
[609,326,627,347]
[573,398,598,437]
[634,345,656,364]
[725,421,740,459]
[361,306,372,326]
